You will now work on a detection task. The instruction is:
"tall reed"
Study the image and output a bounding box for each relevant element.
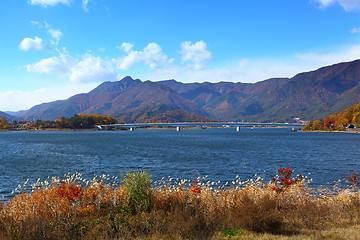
[0,170,359,239]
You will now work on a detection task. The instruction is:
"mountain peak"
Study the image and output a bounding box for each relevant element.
[89,76,141,95]
[120,76,134,83]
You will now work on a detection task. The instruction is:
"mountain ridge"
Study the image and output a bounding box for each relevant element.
[6,59,360,123]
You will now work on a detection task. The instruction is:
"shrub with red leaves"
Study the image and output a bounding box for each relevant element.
[189,180,201,194]
[348,173,360,188]
[272,167,303,193]
[57,181,83,202]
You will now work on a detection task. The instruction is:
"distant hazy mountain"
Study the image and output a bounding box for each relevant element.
[9,59,360,122]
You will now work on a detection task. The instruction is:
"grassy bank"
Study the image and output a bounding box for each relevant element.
[0,170,359,239]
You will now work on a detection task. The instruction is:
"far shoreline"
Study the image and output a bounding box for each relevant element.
[0,125,300,132]
[300,129,359,134]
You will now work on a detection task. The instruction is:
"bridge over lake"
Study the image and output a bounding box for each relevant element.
[100,122,306,131]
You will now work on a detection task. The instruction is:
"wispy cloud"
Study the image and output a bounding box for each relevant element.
[42,22,63,45]
[312,0,360,12]
[29,20,63,46]
[296,44,360,64]
[19,37,48,51]
[29,0,72,7]
[48,28,63,45]
[0,84,97,111]
[30,20,41,26]
[350,27,360,33]
[29,0,91,11]
[82,0,89,12]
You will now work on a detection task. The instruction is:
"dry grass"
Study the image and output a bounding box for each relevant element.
[0,172,360,239]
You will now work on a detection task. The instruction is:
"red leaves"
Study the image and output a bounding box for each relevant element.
[57,181,83,202]
[190,180,201,194]
[323,117,333,129]
[348,173,360,187]
[272,167,303,193]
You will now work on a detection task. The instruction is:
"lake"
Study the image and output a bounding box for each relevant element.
[0,128,359,198]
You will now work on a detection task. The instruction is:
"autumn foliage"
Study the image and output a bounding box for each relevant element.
[302,102,360,131]
[271,167,303,193]
[0,170,360,239]
[35,114,118,129]
[348,173,360,188]
[0,115,12,130]
[57,181,83,202]
[189,180,201,194]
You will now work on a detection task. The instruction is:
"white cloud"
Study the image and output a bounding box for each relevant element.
[27,51,73,76]
[19,37,48,51]
[181,40,212,70]
[27,50,118,83]
[23,40,360,92]
[143,43,173,69]
[312,0,360,11]
[115,42,173,70]
[115,50,141,70]
[29,0,72,7]
[69,54,118,83]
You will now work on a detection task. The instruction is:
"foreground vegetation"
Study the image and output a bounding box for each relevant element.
[1,170,360,239]
[302,102,360,131]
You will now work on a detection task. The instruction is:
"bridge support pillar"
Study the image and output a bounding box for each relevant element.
[176,126,181,131]
[236,126,240,132]
[130,127,134,131]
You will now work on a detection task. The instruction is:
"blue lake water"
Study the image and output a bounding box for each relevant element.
[0,128,359,198]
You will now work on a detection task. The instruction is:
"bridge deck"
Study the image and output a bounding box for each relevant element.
[102,122,305,129]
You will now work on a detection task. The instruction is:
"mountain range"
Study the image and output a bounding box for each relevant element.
[7,59,360,123]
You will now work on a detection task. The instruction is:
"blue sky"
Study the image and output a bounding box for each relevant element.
[1,0,360,111]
